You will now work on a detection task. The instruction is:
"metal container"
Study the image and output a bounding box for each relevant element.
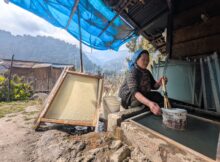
[162,108,187,130]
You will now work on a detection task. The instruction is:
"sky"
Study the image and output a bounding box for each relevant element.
[0,0,128,53]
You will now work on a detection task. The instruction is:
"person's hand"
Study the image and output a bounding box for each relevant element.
[158,76,168,86]
[148,101,161,115]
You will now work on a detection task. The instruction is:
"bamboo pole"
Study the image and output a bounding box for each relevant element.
[7,54,14,102]
[162,77,171,109]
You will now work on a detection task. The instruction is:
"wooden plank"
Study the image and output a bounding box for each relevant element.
[93,78,103,130]
[174,16,220,44]
[174,0,220,30]
[66,70,103,79]
[172,102,220,118]
[172,34,220,58]
[34,67,68,129]
[125,111,151,121]
[65,0,80,29]
[166,0,173,58]
[187,114,220,126]
[129,119,217,162]
[40,118,94,127]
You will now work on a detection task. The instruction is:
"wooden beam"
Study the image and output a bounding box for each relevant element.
[200,58,208,110]
[172,34,220,58]
[65,0,80,29]
[98,0,134,37]
[173,0,220,30]
[40,118,94,127]
[77,8,83,73]
[66,70,103,79]
[138,9,167,34]
[166,0,173,58]
[187,114,220,126]
[174,16,220,44]
[172,102,220,118]
[120,10,158,48]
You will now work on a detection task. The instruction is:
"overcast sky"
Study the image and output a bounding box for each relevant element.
[0,0,127,53]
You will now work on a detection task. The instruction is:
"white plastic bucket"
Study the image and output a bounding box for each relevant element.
[102,96,121,120]
[162,108,187,130]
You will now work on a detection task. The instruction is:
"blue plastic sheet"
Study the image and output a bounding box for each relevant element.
[9,0,136,50]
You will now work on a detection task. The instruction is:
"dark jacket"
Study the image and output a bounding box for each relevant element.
[119,64,156,108]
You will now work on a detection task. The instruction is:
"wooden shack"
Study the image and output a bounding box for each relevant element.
[1,59,74,93]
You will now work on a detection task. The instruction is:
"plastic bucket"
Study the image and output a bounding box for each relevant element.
[162,108,187,130]
[102,96,121,120]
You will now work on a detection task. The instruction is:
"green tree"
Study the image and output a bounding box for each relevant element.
[0,75,33,101]
[126,36,165,64]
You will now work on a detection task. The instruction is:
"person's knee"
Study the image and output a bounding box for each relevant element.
[130,99,142,107]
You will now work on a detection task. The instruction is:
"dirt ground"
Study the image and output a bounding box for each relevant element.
[0,103,41,162]
[0,101,149,162]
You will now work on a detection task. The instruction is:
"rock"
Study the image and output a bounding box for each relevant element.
[110,146,131,162]
[130,148,149,162]
[83,155,95,162]
[128,159,134,162]
[76,142,86,151]
[73,157,84,162]
[110,140,122,150]
[30,93,48,103]
[57,157,69,162]
[70,150,77,158]
[88,147,104,156]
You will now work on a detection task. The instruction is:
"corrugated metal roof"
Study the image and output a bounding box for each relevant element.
[32,64,52,68]
[1,59,73,69]
[107,0,218,56]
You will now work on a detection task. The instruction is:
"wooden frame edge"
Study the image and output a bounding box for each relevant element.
[66,70,103,79]
[34,67,69,130]
[40,118,95,127]
[129,120,217,162]
[35,69,104,130]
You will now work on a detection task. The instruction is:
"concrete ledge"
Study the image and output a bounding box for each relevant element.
[107,107,145,132]
[121,121,213,162]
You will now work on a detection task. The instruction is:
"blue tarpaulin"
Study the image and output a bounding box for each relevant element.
[8,0,136,51]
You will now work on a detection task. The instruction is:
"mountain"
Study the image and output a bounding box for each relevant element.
[0,30,99,72]
[85,50,131,73]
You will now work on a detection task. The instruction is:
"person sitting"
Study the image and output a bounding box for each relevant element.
[119,49,167,115]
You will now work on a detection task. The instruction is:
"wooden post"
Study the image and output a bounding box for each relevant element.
[7,54,14,102]
[200,58,208,109]
[77,8,83,73]
[166,0,174,59]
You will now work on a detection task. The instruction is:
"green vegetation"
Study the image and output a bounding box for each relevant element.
[126,36,156,53]
[126,36,165,64]
[0,75,33,101]
[0,100,38,118]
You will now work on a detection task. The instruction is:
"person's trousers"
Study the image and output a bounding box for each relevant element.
[130,91,163,108]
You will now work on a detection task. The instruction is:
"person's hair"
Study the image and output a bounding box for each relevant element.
[136,50,149,61]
